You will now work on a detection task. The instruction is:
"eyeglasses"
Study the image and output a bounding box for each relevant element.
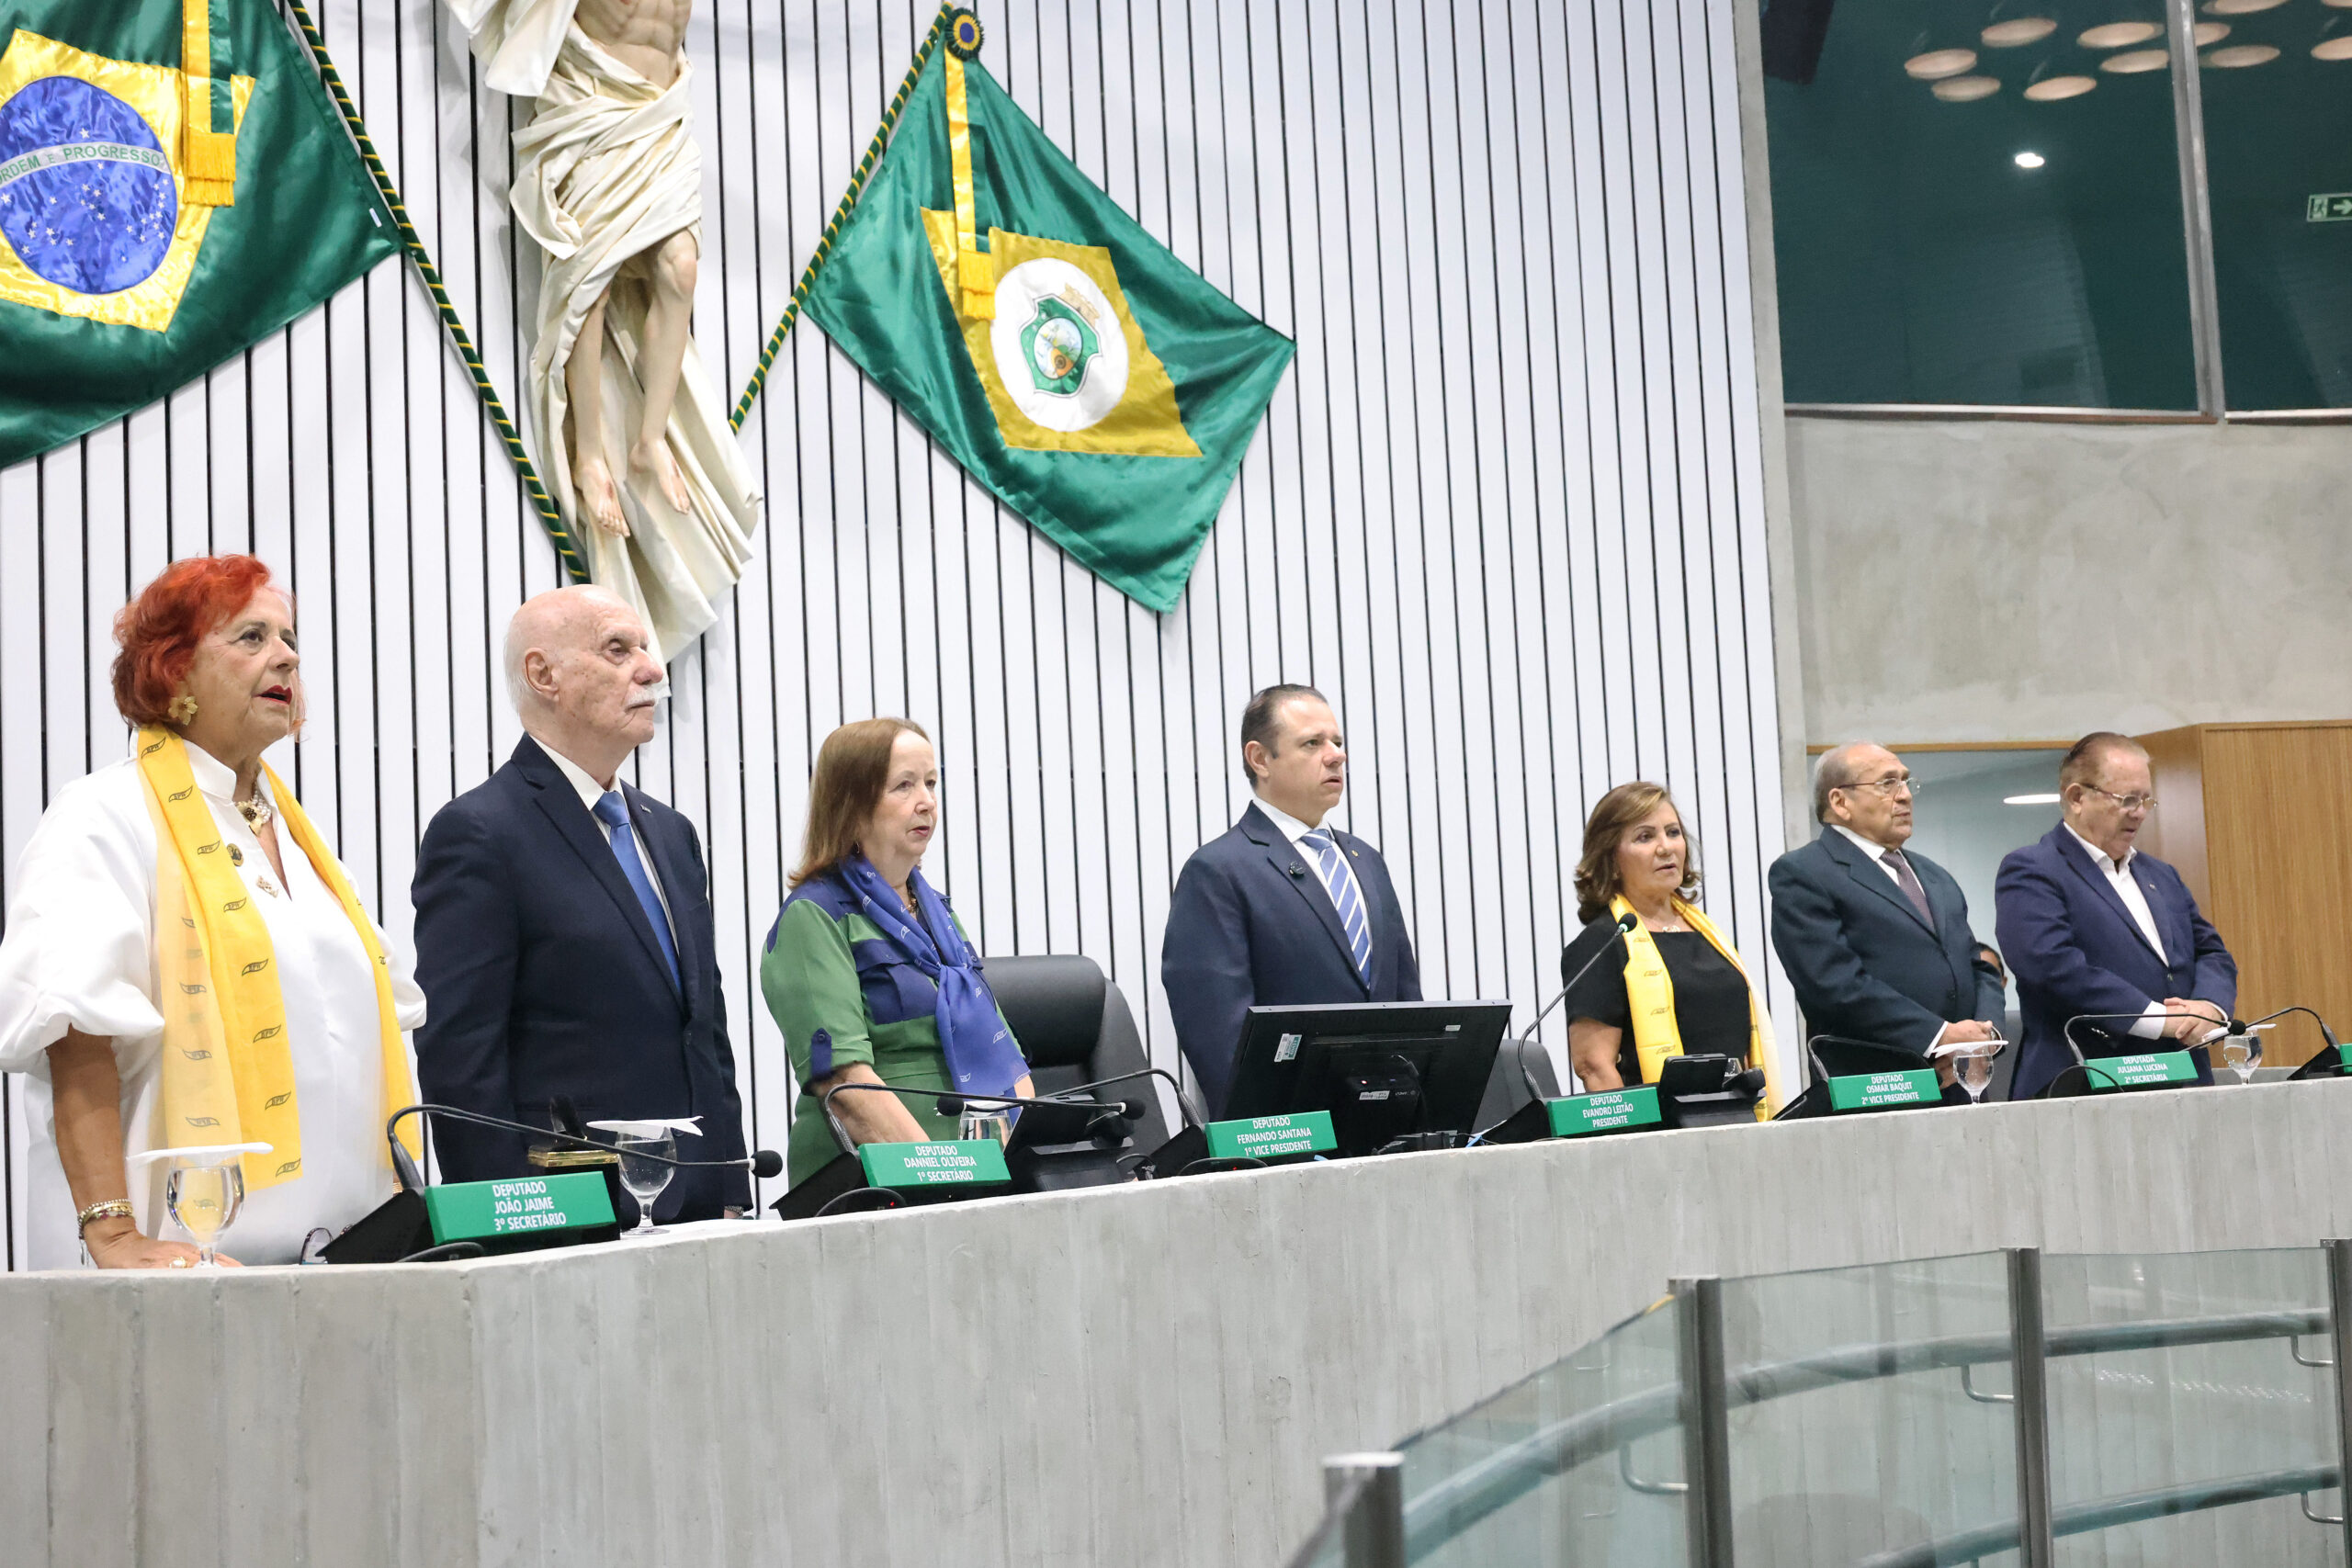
[1839,775,1921,799]
[2084,785,2158,813]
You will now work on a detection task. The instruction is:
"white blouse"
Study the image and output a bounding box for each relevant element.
[0,744,425,1269]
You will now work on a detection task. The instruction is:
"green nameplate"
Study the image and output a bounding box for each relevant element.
[1546,1088,1662,1136]
[858,1139,1012,1190]
[424,1172,616,1244]
[1204,1110,1338,1161]
[1827,1069,1940,1111]
[2091,1051,2197,1089]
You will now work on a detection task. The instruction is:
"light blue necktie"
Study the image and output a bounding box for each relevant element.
[1298,829,1374,978]
[594,790,680,991]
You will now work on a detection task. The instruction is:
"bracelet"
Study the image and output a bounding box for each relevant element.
[75,1199,134,1237]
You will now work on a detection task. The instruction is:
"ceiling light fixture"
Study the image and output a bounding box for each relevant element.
[2004,793,2064,806]
[1984,16,2060,43]
[2205,41,2282,62]
[2203,0,2286,15]
[2024,73,2100,97]
[2079,20,2164,46]
[1935,73,2005,98]
[2015,150,2048,166]
[2195,20,2232,40]
[1905,47,1982,77]
[2103,46,2171,69]
[2318,30,2352,57]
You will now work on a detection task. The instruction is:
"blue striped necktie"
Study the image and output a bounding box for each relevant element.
[594,790,681,990]
[1298,829,1374,978]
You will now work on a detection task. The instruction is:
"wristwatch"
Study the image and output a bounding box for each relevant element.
[75,1198,134,1237]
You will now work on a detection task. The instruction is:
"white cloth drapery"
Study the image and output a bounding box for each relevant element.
[0,747,426,1269]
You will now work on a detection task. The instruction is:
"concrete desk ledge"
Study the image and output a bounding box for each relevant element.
[10,1079,2352,1568]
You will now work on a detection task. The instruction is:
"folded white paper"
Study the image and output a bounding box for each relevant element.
[587,1118,703,1137]
[126,1142,275,1165]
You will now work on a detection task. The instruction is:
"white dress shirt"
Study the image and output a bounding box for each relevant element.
[2062,822,2172,1040]
[539,739,673,925]
[1252,796,1353,922]
[0,745,426,1269]
[1830,826,1949,1049]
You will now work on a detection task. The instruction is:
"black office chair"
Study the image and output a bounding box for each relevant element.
[981,954,1178,1149]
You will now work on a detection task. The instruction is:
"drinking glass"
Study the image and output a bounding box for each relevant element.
[958,1109,1012,1146]
[2221,1032,2262,1083]
[616,1131,674,1235]
[164,1156,244,1268]
[1953,1042,2001,1103]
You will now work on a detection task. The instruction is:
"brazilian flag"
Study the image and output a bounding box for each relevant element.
[804,23,1295,613]
[0,0,396,469]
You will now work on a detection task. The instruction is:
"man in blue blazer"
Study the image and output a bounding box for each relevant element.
[1770,743,2005,1088]
[1162,684,1421,1115]
[1996,732,2235,1100]
[412,587,749,1220]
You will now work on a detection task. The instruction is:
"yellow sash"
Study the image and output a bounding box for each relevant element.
[1611,894,1785,1119]
[136,728,419,1189]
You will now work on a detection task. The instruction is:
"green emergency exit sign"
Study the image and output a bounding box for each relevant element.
[2308,194,2352,222]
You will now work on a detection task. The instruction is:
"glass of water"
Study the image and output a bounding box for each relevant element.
[2221,1032,2263,1083]
[1952,1042,2001,1103]
[958,1108,1013,1146]
[164,1156,244,1268]
[616,1130,674,1235]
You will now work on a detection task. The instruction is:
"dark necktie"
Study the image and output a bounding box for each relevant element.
[1883,847,1935,927]
[594,790,681,990]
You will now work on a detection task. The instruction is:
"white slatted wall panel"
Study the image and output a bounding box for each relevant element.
[0,0,1790,1269]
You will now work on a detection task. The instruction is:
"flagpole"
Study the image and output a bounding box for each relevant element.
[727,3,958,433]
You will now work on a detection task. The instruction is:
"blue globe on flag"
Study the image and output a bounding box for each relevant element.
[0,75,178,296]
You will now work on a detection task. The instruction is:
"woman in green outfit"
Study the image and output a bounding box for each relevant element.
[762,717,1034,1189]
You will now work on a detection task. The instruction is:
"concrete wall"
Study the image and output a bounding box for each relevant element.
[1785,417,2352,745]
[12,1081,2352,1568]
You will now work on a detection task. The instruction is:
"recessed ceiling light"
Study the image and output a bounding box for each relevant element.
[2318,33,2352,55]
[2080,20,2163,46]
[1984,16,2059,43]
[1935,73,2004,98]
[2025,73,2100,97]
[2203,0,2286,14]
[2205,41,2282,62]
[2015,150,2047,166]
[1905,47,1981,77]
[2104,46,2171,70]
[2005,793,2064,806]
[2195,20,2231,40]
[2327,0,2352,10]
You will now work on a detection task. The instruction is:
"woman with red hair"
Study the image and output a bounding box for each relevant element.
[0,556,426,1269]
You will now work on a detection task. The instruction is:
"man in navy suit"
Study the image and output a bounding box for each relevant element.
[1162,684,1421,1115]
[1770,743,2005,1092]
[411,586,749,1220]
[1996,732,2235,1100]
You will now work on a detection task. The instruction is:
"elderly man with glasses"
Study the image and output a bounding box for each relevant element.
[1996,731,2236,1100]
[1770,743,2007,1099]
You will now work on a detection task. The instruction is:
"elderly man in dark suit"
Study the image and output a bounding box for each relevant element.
[1162,684,1420,1115]
[411,586,749,1220]
[1770,743,2006,1093]
[1996,732,2235,1100]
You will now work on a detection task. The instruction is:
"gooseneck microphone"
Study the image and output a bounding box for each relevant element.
[384,1104,784,1193]
[818,1081,1146,1155]
[1518,911,1642,1104]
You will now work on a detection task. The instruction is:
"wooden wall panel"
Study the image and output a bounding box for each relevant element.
[0,0,1790,1269]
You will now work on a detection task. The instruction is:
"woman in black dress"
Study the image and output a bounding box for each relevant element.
[1560,782,1782,1111]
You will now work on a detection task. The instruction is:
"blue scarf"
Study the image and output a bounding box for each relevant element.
[840,855,1028,1100]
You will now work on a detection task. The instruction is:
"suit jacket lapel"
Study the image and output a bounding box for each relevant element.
[1824,829,1935,934]
[514,738,684,1002]
[2051,827,2165,963]
[1241,804,1369,996]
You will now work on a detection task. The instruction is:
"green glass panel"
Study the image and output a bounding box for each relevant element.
[1765,0,2198,407]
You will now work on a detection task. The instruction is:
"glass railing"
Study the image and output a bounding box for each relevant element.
[1289,1244,2352,1568]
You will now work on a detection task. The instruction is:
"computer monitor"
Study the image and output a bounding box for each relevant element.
[1223,1000,1513,1156]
